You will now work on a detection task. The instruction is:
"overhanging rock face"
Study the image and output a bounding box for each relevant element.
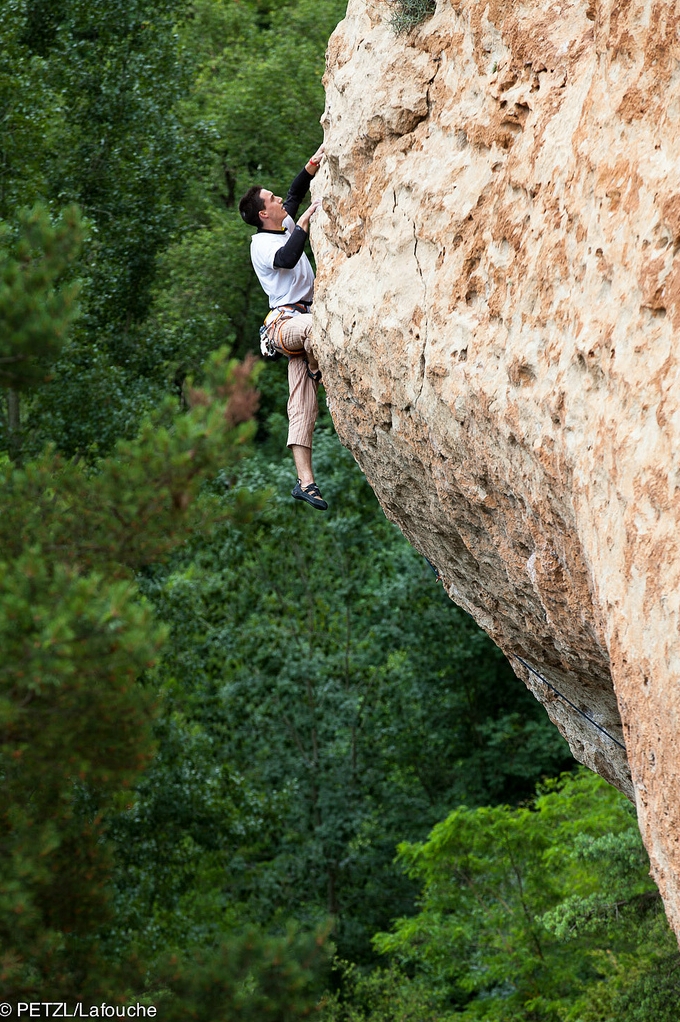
[311,0,680,934]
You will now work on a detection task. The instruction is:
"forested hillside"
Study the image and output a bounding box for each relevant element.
[1,0,679,1018]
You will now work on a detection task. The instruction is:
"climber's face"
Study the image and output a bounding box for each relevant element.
[259,189,286,229]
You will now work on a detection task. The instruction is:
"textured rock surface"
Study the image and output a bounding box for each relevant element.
[311,0,680,934]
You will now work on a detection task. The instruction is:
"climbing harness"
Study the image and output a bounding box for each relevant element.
[259,321,283,360]
[425,559,626,752]
[260,302,311,359]
[512,654,626,751]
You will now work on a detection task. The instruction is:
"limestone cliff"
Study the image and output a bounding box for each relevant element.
[311,0,680,935]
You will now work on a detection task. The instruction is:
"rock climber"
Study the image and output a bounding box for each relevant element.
[238,145,327,511]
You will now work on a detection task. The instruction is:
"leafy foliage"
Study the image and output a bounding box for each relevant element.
[320,962,445,1022]
[0,348,263,998]
[155,925,331,1021]
[1,0,202,457]
[0,204,84,391]
[0,1,59,215]
[357,771,678,1021]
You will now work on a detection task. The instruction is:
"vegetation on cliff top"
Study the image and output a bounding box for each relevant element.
[387,0,437,34]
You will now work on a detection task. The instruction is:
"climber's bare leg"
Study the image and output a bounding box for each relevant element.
[291,444,314,487]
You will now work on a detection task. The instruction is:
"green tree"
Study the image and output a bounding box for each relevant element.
[362,770,677,1021]
[0,203,84,456]
[0,205,82,390]
[0,343,263,998]
[0,0,64,217]
[4,0,203,458]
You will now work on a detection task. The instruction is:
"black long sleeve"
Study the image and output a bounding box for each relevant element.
[283,166,312,219]
[273,225,308,269]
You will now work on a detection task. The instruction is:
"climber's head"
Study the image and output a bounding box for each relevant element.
[239,186,286,230]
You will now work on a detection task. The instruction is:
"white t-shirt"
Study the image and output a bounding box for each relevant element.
[250,214,315,308]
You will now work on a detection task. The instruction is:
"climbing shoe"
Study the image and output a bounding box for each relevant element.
[292,479,328,511]
[306,365,322,383]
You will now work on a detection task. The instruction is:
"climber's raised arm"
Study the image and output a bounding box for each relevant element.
[283,145,326,219]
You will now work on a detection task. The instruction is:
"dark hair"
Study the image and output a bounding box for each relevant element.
[239,185,265,228]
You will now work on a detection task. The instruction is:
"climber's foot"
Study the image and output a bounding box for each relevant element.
[306,364,322,383]
[292,479,328,511]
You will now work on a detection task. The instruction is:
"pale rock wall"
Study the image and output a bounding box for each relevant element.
[311,0,680,934]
